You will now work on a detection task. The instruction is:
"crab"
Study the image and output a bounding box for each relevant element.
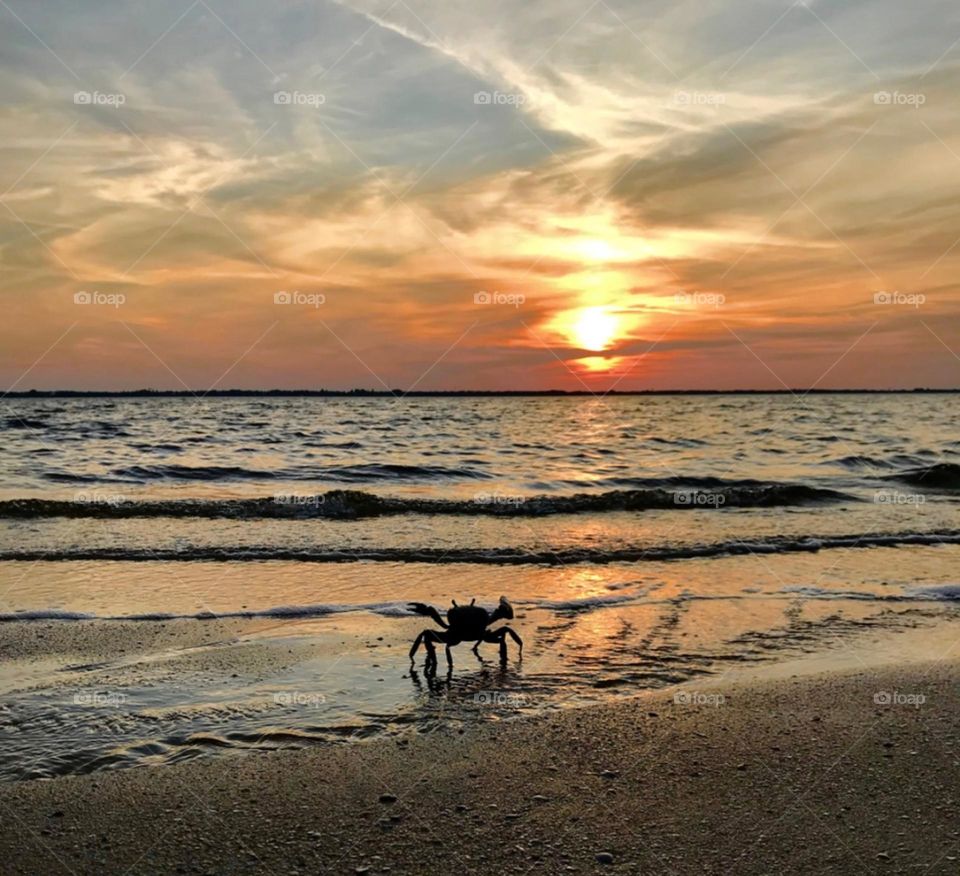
[408,596,523,669]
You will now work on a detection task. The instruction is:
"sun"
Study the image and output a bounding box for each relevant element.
[570,306,620,351]
[576,238,619,262]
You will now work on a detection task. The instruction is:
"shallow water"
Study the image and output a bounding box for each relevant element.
[1,395,958,781]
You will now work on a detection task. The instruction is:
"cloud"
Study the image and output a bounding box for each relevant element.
[1,0,959,389]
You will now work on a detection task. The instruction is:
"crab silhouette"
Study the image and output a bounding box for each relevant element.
[408,596,523,670]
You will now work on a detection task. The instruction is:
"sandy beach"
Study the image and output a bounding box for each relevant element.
[2,653,956,875]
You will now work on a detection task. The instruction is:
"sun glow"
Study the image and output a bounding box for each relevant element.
[575,238,621,262]
[569,306,620,351]
[575,355,628,373]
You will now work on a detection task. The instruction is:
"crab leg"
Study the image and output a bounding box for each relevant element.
[483,626,523,662]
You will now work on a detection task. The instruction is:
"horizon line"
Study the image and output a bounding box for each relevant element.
[5,388,960,398]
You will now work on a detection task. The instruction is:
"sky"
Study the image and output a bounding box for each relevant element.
[1,0,960,391]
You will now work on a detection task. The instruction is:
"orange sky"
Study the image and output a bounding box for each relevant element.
[2,0,960,390]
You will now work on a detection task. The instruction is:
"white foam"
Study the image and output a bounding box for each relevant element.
[527,592,642,611]
[907,584,960,601]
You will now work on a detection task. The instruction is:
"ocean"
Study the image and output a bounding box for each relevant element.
[1,394,958,781]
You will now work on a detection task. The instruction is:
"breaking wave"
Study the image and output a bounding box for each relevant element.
[886,463,960,491]
[110,462,494,482]
[0,483,852,520]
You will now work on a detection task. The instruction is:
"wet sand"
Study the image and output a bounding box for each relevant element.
[1,655,957,875]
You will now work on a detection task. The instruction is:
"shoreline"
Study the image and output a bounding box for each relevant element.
[2,654,957,874]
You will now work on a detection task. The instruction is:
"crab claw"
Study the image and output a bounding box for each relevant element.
[498,595,514,620]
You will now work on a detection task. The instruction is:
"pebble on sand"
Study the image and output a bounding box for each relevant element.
[596,851,615,864]
[378,793,397,804]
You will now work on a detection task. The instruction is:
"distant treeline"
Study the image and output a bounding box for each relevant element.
[4,388,958,398]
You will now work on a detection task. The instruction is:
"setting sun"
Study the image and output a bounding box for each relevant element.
[570,306,620,351]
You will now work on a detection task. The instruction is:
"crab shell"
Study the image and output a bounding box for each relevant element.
[445,596,513,639]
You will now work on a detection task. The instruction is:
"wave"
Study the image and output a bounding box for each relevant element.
[586,475,826,490]
[3,417,48,429]
[109,462,493,482]
[908,584,960,600]
[3,583,957,625]
[0,529,956,565]
[520,593,648,611]
[887,463,960,491]
[0,483,853,521]
[830,452,942,470]
[832,454,896,470]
